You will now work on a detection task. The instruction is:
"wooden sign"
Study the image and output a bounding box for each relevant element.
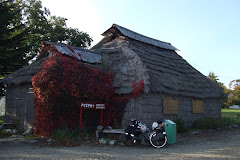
[79,103,106,110]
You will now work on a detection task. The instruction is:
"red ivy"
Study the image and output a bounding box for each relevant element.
[32,44,144,137]
[67,45,74,53]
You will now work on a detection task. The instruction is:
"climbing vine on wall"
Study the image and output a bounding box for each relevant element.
[32,44,144,137]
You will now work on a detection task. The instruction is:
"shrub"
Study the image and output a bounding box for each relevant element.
[51,128,93,143]
[192,118,234,129]
[51,129,78,143]
[173,118,188,133]
[0,130,11,138]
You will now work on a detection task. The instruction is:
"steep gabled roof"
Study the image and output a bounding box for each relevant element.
[102,24,178,51]
[128,39,225,98]
[92,24,225,98]
[2,42,102,85]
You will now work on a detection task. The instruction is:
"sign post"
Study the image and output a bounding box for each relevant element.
[100,110,103,126]
[79,108,83,129]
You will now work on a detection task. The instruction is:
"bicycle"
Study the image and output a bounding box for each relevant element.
[124,118,167,148]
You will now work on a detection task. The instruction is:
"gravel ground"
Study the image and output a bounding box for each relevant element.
[0,127,240,160]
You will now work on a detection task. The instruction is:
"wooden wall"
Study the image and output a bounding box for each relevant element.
[122,94,222,128]
[5,84,34,133]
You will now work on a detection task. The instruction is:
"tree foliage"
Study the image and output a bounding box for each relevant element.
[208,72,219,83]
[207,72,240,107]
[0,0,93,78]
[227,79,240,106]
[22,0,93,59]
[208,72,229,107]
[0,0,29,77]
[66,28,93,48]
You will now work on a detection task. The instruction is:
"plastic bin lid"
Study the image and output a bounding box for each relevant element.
[165,119,176,124]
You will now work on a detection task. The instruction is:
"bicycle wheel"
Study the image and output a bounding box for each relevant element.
[149,132,167,148]
[124,138,135,146]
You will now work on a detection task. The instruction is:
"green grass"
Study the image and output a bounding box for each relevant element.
[0,116,4,125]
[191,109,240,130]
[221,108,240,124]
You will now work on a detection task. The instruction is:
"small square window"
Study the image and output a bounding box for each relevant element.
[163,99,179,115]
[192,99,204,113]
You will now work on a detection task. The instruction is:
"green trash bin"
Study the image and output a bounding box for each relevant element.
[164,119,177,144]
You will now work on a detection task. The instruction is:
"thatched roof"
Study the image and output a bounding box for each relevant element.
[92,24,225,99]
[102,24,178,51]
[2,42,102,86]
[1,57,47,86]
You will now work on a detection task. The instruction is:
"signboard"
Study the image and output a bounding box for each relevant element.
[79,103,106,110]
[77,102,106,130]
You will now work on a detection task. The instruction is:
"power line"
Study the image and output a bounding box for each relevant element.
[186,59,237,80]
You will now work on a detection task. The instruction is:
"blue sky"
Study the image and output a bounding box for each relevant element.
[42,0,240,88]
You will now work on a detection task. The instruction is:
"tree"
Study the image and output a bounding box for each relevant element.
[0,0,93,90]
[208,72,219,83]
[207,72,227,89]
[227,79,240,106]
[208,72,230,107]
[22,0,66,59]
[22,0,93,59]
[229,79,240,90]
[0,0,29,78]
[66,28,93,48]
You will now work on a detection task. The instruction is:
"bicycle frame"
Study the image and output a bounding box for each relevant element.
[124,119,167,148]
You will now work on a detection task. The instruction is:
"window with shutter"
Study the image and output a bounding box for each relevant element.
[192,99,204,113]
[163,99,179,115]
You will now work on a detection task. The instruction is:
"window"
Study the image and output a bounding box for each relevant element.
[163,99,179,115]
[192,99,204,113]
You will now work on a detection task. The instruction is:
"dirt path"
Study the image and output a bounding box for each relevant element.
[0,128,240,160]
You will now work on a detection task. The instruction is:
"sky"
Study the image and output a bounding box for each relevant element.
[41,0,240,88]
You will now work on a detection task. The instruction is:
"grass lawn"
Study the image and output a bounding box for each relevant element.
[221,108,240,124]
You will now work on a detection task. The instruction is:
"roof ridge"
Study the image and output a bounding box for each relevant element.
[43,41,102,64]
[44,41,98,54]
[102,24,179,51]
[113,24,171,44]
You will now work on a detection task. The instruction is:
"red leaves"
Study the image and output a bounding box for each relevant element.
[132,79,144,98]
[77,53,82,59]
[32,52,116,136]
[67,45,74,53]
[32,44,145,136]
